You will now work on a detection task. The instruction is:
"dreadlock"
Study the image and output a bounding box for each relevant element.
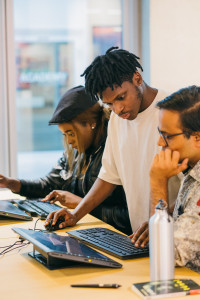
[81,46,143,101]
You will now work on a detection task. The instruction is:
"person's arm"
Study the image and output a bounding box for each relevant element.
[41,190,82,208]
[44,178,116,228]
[174,195,200,266]
[0,174,21,193]
[149,149,188,210]
[0,153,71,198]
[18,153,70,198]
[131,149,188,247]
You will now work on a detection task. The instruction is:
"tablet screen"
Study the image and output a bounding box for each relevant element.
[13,228,113,261]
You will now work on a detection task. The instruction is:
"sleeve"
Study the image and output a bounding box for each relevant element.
[19,153,69,198]
[168,175,181,210]
[174,188,200,267]
[98,115,122,185]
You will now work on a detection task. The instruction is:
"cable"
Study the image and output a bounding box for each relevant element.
[0,239,30,255]
[0,244,15,249]
[33,214,47,231]
[33,217,41,231]
[1,214,48,256]
[1,215,46,255]
[1,214,49,256]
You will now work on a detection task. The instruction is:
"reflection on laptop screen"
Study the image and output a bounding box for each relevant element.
[12,228,122,269]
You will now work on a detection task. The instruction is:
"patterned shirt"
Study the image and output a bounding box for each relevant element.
[173,160,200,268]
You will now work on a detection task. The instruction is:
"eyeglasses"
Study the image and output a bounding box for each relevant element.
[157,127,191,147]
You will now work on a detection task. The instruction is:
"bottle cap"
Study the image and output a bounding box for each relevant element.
[155,199,168,210]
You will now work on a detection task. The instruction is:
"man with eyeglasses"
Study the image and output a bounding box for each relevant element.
[132,85,200,269]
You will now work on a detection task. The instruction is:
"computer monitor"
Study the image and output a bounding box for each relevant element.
[12,227,122,270]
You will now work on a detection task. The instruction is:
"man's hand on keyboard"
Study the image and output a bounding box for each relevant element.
[44,208,77,229]
[41,190,82,209]
[129,221,149,248]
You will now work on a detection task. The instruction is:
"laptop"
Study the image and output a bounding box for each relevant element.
[12,227,122,269]
[0,200,33,221]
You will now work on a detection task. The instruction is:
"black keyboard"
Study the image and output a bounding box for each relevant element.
[13,199,61,218]
[67,227,149,260]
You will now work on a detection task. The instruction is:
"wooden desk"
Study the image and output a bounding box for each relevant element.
[0,191,200,300]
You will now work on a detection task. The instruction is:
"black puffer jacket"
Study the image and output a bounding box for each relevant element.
[19,142,132,235]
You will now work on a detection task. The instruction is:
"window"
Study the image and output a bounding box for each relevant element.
[13,0,123,179]
[0,0,140,180]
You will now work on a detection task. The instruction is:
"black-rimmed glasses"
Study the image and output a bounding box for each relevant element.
[157,127,190,147]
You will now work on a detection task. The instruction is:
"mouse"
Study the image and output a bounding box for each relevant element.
[45,216,65,231]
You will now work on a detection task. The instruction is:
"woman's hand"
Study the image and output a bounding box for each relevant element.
[0,174,21,193]
[41,190,82,208]
[0,174,9,189]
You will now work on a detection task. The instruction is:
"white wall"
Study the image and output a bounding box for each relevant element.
[149,0,200,93]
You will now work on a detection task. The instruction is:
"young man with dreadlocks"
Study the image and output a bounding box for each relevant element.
[45,47,180,239]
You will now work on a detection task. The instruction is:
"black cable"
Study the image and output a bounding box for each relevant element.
[0,245,12,249]
[33,215,47,231]
[1,242,30,255]
[0,239,30,255]
[1,214,47,256]
[33,217,41,231]
[0,240,21,254]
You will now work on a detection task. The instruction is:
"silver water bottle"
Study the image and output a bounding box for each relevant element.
[149,199,174,281]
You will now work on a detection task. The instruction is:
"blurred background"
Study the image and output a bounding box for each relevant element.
[0,0,200,179]
[14,0,123,178]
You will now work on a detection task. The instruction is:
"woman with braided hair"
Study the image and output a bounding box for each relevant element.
[0,85,132,234]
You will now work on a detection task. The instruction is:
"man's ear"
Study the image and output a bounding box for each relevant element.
[132,71,143,87]
[193,132,200,147]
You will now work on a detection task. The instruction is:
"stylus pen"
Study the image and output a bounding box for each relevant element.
[71,283,121,288]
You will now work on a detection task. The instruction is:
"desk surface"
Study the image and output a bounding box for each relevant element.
[0,190,200,300]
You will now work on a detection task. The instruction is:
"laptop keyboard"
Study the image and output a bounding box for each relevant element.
[13,199,61,218]
[67,227,149,260]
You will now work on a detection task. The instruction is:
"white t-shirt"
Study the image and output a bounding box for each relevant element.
[99,90,174,231]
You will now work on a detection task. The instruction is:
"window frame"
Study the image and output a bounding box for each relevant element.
[0,0,17,177]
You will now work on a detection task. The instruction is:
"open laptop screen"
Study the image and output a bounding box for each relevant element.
[0,201,32,220]
[12,227,122,269]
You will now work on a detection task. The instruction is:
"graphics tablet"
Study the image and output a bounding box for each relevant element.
[0,201,33,220]
[12,227,122,270]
